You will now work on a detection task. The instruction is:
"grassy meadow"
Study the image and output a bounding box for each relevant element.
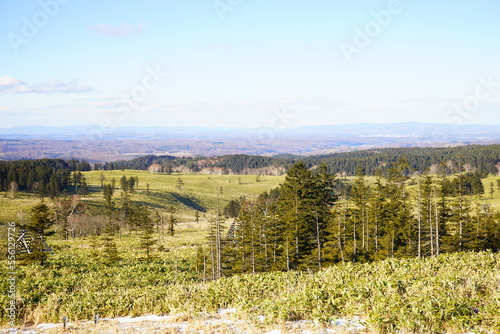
[0,170,286,223]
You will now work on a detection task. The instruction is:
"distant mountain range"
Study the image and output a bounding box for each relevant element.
[0,123,499,162]
[0,122,499,140]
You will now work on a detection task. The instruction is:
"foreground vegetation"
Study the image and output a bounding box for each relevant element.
[1,246,499,333]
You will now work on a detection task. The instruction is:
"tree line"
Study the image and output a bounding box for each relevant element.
[100,144,500,176]
[0,159,91,198]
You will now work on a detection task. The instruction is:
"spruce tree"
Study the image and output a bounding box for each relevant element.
[25,203,55,265]
[78,175,89,197]
[167,205,177,237]
[102,222,120,265]
[120,175,128,192]
[350,166,371,259]
[277,162,315,270]
[442,174,473,252]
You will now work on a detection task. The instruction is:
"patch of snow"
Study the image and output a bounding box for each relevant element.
[37,323,66,330]
[112,315,171,323]
[332,317,366,331]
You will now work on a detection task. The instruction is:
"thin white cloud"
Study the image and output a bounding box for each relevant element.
[88,23,145,38]
[0,75,94,94]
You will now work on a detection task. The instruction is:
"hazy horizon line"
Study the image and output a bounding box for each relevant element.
[1,121,500,130]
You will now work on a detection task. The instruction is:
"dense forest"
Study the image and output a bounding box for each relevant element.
[0,159,91,196]
[102,144,500,176]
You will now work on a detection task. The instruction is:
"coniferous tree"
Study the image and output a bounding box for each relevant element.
[418,174,436,256]
[99,173,106,188]
[442,174,473,252]
[324,203,349,265]
[78,175,88,197]
[136,204,156,260]
[176,177,184,190]
[128,176,136,192]
[167,205,177,237]
[277,162,316,270]
[310,164,338,268]
[223,199,241,218]
[72,171,82,193]
[274,162,337,270]
[103,183,115,225]
[102,222,120,265]
[120,175,128,192]
[207,189,224,279]
[350,166,371,260]
[384,159,414,258]
[435,170,451,256]
[368,173,387,260]
[25,203,55,265]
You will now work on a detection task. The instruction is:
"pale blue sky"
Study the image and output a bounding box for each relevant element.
[1,0,499,128]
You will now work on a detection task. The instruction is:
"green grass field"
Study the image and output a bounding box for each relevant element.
[0,171,286,223]
[84,170,285,215]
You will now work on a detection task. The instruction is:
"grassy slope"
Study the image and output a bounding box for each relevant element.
[0,171,286,222]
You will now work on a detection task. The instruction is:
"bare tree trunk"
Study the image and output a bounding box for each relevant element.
[429,199,434,256]
[434,192,440,255]
[417,179,422,258]
[215,189,222,279]
[315,209,321,270]
[338,209,345,265]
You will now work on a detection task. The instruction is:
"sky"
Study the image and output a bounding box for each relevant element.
[0,0,499,129]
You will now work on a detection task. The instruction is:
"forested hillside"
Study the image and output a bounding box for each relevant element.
[103,144,500,176]
[0,159,90,196]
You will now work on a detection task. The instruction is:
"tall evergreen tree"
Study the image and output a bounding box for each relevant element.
[167,205,177,237]
[442,174,473,252]
[101,222,120,265]
[136,204,156,260]
[350,166,371,260]
[120,175,128,192]
[25,203,55,265]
